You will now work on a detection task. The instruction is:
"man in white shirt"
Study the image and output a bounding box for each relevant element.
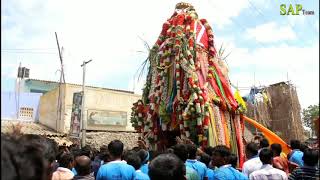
[242,142,263,177]
[249,148,287,180]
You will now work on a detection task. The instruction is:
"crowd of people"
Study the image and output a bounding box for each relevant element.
[1,132,319,180]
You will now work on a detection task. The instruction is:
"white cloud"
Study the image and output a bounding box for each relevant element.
[223,42,319,109]
[287,14,307,27]
[195,0,250,29]
[246,22,296,43]
[2,0,318,109]
[2,0,252,89]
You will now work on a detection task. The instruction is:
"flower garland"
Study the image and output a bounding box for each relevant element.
[131,3,244,153]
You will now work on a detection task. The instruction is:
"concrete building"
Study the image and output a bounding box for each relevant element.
[1,78,56,122]
[2,76,142,147]
[39,83,141,134]
[1,92,42,121]
[21,78,60,93]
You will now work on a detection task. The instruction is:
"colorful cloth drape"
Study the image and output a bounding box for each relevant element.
[131,2,247,167]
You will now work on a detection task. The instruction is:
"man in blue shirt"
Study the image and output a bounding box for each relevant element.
[211,145,248,180]
[137,149,149,175]
[288,140,304,167]
[96,140,136,180]
[199,153,215,180]
[126,152,150,180]
[186,144,208,180]
[173,144,200,180]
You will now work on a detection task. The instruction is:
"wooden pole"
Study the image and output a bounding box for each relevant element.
[55,32,65,83]
[55,32,64,132]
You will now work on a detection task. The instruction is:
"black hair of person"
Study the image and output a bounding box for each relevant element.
[19,134,58,164]
[212,145,231,158]
[199,153,211,167]
[59,153,74,168]
[299,142,309,152]
[246,142,259,156]
[100,151,111,163]
[229,153,238,168]
[172,144,189,162]
[302,148,319,166]
[186,144,197,159]
[126,153,142,170]
[270,143,282,156]
[290,140,301,150]
[259,138,269,148]
[148,153,186,180]
[259,148,273,164]
[203,146,214,156]
[108,140,124,157]
[2,134,48,180]
[137,149,149,164]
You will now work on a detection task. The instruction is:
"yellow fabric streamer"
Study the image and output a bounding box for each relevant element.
[234,90,247,111]
[262,92,269,104]
[208,107,218,146]
[208,120,214,147]
[220,109,230,148]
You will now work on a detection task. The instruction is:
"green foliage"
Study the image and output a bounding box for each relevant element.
[302,104,319,128]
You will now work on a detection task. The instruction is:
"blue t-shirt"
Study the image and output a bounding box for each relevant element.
[214,165,248,180]
[96,160,136,180]
[72,167,77,175]
[186,159,207,180]
[186,166,201,180]
[207,168,215,180]
[289,150,304,167]
[135,170,150,180]
[140,164,149,175]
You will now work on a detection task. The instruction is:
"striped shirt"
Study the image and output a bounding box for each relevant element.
[288,166,319,180]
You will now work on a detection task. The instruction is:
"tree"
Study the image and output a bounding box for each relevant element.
[302,104,319,129]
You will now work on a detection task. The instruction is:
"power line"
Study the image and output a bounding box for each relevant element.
[246,0,311,45]
[246,0,269,22]
[207,0,268,49]
[1,48,56,51]
[1,51,56,54]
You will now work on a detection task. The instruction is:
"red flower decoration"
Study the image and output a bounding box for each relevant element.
[189,39,194,47]
[185,15,192,24]
[200,19,207,24]
[171,11,178,18]
[172,17,178,26]
[156,39,162,46]
[161,22,170,35]
[176,14,185,25]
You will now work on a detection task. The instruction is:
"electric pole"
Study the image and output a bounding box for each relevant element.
[16,62,22,120]
[55,32,65,132]
[55,32,65,83]
[80,59,92,148]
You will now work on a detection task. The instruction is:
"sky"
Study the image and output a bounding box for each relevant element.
[1,0,319,110]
